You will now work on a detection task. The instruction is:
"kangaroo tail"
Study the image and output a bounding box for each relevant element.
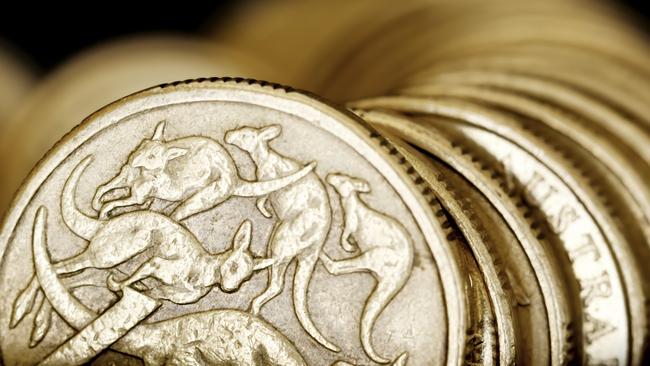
[361,280,404,364]
[293,255,340,352]
[233,161,316,197]
[61,156,103,241]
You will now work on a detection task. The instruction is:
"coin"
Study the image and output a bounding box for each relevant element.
[355,108,572,365]
[392,141,503,365]
[395,141,548,365]
[402,45,650,126]
[352,97,648,365]
[403,70,650,168]
[0,78,468,365]
[0,35,276,218]
[319,1,650,101]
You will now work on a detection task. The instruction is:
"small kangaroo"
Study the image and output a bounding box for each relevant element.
[224,124,339,352]
[321,173,414,364]
[92,121,316,221]
[11,157,262,328]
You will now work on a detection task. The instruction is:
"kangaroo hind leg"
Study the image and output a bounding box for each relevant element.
[171,179,231,221]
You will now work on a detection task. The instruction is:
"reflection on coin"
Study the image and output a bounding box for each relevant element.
[0,78,467,365]
[0,35,276,218]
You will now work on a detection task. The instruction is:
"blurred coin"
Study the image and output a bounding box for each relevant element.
[0,41,36,131]
[321,1,650,101]
[403,45,650,127]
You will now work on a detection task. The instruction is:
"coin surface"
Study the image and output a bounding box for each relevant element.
[0,78,471,366]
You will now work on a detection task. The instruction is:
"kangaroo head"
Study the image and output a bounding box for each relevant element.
[327,173,371,198]
[219,220,256,292]
[129,121,188,170]
[224,124,282,153]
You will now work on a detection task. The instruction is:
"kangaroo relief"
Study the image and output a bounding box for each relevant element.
[92,121,317,221]
[225,124,340,353]
[321,173,414,364]
[12,157,263,341]
[7,123,422,365]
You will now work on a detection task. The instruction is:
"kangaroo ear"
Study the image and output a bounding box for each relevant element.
[353,178,371,193]
[233,220,252,252]
[151,121,166,141]
[260,125,282,141]
[165,147,188,161]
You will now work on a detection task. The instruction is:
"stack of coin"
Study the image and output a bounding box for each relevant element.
[1,1,649,365]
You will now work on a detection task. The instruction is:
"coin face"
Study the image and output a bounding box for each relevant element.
[0,79,469,365]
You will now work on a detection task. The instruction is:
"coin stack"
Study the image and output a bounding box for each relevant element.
[0,1,649,365]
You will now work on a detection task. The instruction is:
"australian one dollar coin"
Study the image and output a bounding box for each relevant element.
[0,78,467,366]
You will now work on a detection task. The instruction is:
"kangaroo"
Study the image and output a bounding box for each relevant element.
[92,121,316,221]
[224,124,339,353]
[321,173,414,364]
[11,156,263,330]
[31,207,408,365]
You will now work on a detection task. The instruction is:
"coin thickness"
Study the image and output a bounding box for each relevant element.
[0,78,463,365]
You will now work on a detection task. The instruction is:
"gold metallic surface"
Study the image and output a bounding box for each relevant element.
[2,0,650,364]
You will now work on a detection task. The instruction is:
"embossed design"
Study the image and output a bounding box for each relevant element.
[31,206,406,366]
[31,207,308,366]
[9,122,415,365]
[225,124,339,352]
[92,121,316,221]
[321,173,414,364]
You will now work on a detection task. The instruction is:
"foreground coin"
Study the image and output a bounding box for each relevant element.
[0,78,469,365]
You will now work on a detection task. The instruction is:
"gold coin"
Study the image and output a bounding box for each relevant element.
[396,140,548,365]
[1,78,466,365]
[356,108,573,365]
[353,97,646,365]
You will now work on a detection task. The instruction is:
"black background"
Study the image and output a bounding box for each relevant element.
[0,1,648,73]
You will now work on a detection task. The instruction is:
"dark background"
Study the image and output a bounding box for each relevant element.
[1,1,648,72]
